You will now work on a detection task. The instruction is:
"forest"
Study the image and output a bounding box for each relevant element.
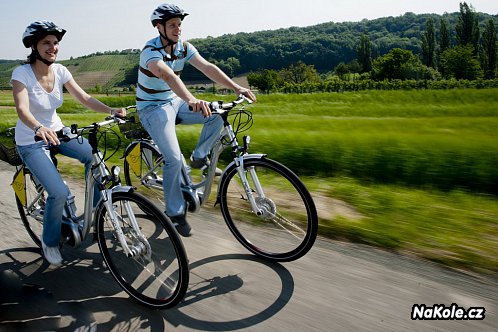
[182,4,498,82]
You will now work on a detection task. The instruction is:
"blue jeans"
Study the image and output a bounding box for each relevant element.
[138,97,223,217]
[17,137,96,247]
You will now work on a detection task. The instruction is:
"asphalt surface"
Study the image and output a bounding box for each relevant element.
[0,162,497,331]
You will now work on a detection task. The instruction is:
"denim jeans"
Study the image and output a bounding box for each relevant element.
[138,97,223,217]
[17,137,96,247]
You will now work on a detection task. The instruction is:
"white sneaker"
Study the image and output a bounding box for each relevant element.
[41,240,63,266]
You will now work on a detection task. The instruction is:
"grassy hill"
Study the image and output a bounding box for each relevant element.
[0,53,139,91]
[62,53,139,90]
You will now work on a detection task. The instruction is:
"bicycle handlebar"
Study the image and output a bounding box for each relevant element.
[211,94,252,111]
[188,94,252,113]
[34,116,127,142]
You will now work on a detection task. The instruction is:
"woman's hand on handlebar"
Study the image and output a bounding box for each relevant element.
[36,126,60,145]
[188,99,212,117]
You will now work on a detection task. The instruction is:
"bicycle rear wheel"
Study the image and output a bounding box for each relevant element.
[15,168,44,247]
[123,141,165,205]
[96,191,189,309]
[219,157,318,262]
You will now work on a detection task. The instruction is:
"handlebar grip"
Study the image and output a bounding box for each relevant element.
[34,127,75,142]
[34,128,63,142]
[188,102,221,112]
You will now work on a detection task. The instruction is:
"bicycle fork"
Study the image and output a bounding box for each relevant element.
[102,189,151,260]
[235,156,265,216]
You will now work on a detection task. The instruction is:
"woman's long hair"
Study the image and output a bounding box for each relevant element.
[25,49,38,64]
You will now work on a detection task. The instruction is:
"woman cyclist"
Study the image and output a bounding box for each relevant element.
[11,21,126,266]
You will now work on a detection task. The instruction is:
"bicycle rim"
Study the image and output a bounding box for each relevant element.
[124,142,165,205]
[16,170,44,247]
[96,191,189,309]
[220,158,318,262]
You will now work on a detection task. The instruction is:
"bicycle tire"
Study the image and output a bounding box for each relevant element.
[219,157,318,262]
[95,191,189,309]
[16,168,44,248]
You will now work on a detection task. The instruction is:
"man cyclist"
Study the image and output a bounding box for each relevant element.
[136,3,256,237]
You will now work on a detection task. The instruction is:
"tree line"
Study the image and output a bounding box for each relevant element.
[245,2,498,93]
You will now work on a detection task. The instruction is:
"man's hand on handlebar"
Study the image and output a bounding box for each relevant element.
[188,99,212,117]
[236,87,257,103]
[111,108,127,118]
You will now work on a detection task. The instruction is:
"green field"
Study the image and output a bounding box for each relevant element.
[1,89,497,274]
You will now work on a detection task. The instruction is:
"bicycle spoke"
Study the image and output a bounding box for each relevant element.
[267,212,308,237]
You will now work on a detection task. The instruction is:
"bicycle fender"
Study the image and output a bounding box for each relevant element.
[111,185,135,194]
[215,154,267,205]
[92,185,134,212]
[92,185,135,231]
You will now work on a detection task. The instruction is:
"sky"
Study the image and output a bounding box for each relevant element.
[1,0,496,60]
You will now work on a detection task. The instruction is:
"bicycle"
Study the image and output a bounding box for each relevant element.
[119,95,318,262]
[1,116,189,309]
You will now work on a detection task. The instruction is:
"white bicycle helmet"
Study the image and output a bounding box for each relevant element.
[150,3,188,27]
[22,21,66,48]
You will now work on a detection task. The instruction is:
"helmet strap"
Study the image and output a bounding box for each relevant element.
[158,22,176,46]
[34,49,54,66]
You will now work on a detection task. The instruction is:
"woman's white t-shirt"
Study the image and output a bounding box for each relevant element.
[10,63,72,145]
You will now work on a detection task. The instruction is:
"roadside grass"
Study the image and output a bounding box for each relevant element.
[305,176,498,274]
[1,89,497,274]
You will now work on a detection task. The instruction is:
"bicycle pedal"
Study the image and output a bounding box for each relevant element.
[61,221,81,247]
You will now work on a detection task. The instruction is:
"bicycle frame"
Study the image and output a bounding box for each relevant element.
[126,97,266,216]
[78,119,150,258]
[19,118,147,258]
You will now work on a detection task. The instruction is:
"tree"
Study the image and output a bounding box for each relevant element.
[372,48,420,80]
[438,18,451,76]
[225,57,241,78]
[212,57,241,77]
[439,45,482,79]
[480,19,497,79]
[439,18,451,53]
[455,2,479,54]
[357,34,372,73]
[279,61,321,84]
[247,69,282,93]
[422,18,437,68]
[334,62,349,79]
[347,60,362,74]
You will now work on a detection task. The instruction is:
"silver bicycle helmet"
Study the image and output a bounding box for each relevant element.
[150,3,188,27]
[22,21,66,48]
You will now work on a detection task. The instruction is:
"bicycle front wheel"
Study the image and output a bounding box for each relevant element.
[219,157,318,262]
[96,191,189,309]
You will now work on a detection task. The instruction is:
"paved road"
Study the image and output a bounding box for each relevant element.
[0,162,497,331]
